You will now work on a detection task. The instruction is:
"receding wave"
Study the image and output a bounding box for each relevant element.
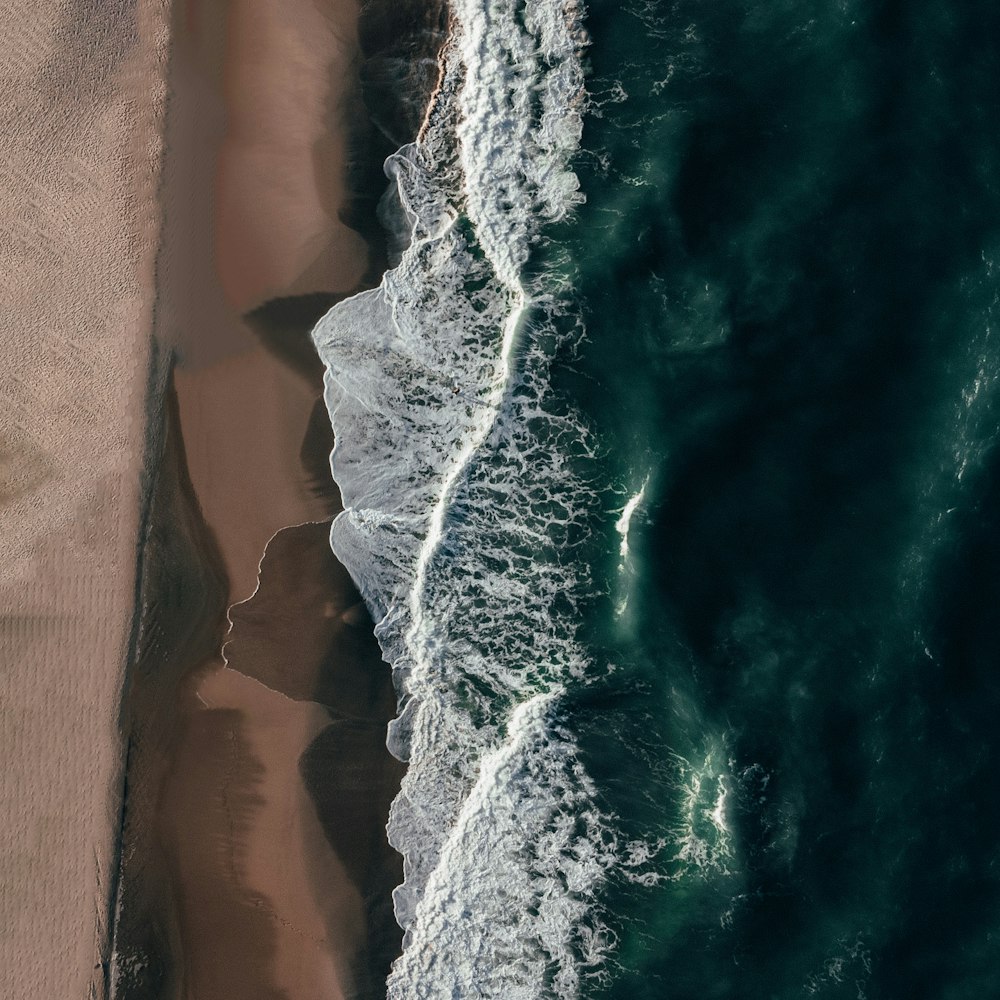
[311,0,626,995]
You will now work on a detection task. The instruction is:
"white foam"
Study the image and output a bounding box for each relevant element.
[666,746,736,879]
[615,476,649,561]
[387,694,617,999]
[311,1,628,995]
[452,0,587,286]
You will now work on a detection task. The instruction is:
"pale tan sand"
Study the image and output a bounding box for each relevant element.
[0,1,171,998]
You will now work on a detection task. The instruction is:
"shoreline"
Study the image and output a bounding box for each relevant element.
[0,0,450,995]
[112,1,447,996]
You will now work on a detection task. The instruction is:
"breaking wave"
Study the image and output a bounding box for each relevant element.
[312,0,628,995]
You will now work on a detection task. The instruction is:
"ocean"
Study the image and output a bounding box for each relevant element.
[314,0,1000,996]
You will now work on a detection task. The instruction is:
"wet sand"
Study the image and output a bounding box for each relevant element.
[113,1,413,998]
[0,2,170,998]
[155,525,404,1000]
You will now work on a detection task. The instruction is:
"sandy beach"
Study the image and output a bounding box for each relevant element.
[0,2,170,998]
[2,0,447,995]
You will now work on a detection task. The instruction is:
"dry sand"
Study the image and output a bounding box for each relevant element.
[0,2,171,998]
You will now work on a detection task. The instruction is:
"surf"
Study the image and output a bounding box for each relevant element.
[312,0,624,995]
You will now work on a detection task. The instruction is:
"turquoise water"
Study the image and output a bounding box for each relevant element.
[558,1,1000,996]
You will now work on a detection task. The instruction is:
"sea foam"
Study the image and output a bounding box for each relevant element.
[312,0,614,996]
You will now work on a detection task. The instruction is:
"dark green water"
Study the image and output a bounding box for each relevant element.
[560,2,1000,996]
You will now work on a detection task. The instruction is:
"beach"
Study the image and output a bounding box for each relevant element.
[1,0,446,996]
[114,0,411,997]
[7,0,1000,996]
[0,2,170,997]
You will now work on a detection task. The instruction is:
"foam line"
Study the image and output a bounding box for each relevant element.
[311,2,626,995]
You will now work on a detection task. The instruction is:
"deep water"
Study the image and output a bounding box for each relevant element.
[557,2,1000,997]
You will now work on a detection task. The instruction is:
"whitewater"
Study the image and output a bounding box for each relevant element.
[312,0,628,996]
